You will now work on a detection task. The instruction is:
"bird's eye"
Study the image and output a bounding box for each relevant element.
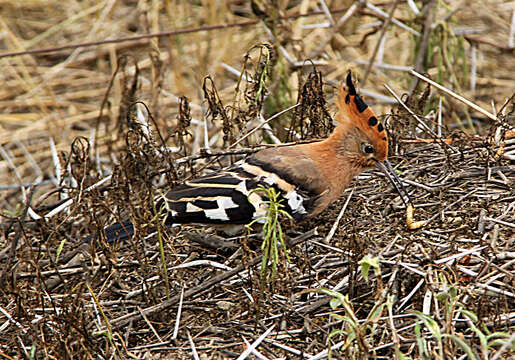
[362,143,374,154]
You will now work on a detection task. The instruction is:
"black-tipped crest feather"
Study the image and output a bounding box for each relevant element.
[346,71,357,96]
[345,71,367,113]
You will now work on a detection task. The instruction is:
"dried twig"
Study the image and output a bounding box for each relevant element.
[410,70,498,122]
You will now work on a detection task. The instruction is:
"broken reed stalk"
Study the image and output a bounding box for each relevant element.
[409,70,498,122]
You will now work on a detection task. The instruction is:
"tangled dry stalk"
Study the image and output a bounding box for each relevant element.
[0,1,514,359]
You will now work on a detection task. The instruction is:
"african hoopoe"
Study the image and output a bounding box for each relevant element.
[88,72,410,243]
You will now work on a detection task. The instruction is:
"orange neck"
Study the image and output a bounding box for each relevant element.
[303,127,363,196]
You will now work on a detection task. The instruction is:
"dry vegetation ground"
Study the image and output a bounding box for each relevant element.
[0,0,514,359]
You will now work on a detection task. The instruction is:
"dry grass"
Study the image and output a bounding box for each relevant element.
[0,1,514,359]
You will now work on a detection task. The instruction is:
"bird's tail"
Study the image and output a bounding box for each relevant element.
[83,220,135,244]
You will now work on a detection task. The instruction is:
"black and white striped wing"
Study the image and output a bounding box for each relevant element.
[160,172,257,225]
[85,158,322,244]
[160,160,319,226]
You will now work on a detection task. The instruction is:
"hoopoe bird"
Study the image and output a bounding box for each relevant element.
[89,72,411,243]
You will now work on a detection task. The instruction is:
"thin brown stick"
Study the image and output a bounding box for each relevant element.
[307,1,364,59]
[409,70,499,122]
[408,0,436,94]
[362,0,400,85]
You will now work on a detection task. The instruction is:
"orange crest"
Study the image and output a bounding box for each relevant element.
[336,72,388,161]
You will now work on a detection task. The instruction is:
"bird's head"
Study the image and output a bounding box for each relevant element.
[331,71,413,209]
[333,71,388,169]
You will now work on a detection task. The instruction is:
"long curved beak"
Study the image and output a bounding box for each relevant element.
[375,160,413,208]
